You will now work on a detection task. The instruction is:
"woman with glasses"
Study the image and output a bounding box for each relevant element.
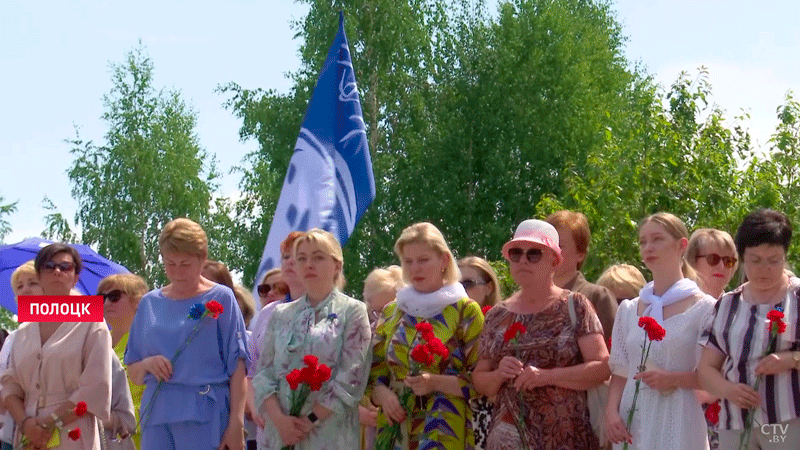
[457,256,500,450]
[699,209,800,449]
[606,213,715,450]
[2,243,113,449]
[370,222,484,450]
[125,218,249,450]
[98,274,149,449]
[252,229,371,450]
[474,219,608,450]
[685,229,738,300]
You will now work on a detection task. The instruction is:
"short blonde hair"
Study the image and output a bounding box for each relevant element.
[596,264,646,300]
[639,212,697,281]
[394,222,460,285]
[159,218,208,257]
[685,228,738,272]
[363,265,404,301]
[293,229,346,289]
[11,261,36,295]
[458,256,501,306]
[97,273,149,305]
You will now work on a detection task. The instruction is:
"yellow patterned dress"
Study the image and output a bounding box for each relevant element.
[370,295,484,450]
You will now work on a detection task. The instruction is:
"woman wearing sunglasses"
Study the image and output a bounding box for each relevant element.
[125,218,249,450]
[474,219,608,450]
[685,229,738,300]
[370,222,483,450]
[97,274,149,449]
[699,209,800,449]
[2,243,113,450]
[606,213,716,450]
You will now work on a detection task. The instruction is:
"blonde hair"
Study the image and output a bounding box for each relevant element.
[363,265,404,301]
[159,218,208,257]
[394,222,460,285]
[11,261,36,295]
[233,285,256,327]
[458,256,501,306]
[639,212,697,281]
[685,228,738,272]
[96,273,149,304]
[596,264,646,300]
[293,229,346,290]
[260,268,282,285]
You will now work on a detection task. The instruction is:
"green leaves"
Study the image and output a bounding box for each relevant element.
[0,193,18,244]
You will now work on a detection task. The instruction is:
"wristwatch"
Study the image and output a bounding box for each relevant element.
[792,351,800,370]
[307,412,319,424]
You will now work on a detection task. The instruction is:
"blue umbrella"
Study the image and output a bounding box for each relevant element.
[0,237,129,314]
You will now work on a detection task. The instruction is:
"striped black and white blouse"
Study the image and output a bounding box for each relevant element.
[700,277,800,430]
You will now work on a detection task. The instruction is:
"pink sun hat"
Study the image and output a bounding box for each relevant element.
[501,219,563,264]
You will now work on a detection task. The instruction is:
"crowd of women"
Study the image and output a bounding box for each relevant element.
[0,208,797,450]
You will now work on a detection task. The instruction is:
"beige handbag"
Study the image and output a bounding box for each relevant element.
[567,294,609,447]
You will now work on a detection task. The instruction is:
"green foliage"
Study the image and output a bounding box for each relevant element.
[488,259,516,298]
[0,194,18,244]
[41,196,79,242]
[0,307,18,331]
[67,44,219,286]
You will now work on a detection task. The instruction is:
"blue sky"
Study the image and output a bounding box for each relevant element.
[1,0,798,245]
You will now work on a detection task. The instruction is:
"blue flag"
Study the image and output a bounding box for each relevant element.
[253,12,375,293]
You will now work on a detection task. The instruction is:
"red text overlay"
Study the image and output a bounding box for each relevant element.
[18,296,104,322]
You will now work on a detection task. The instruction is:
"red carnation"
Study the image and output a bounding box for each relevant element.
[68,427,81,441]
[410,344,434,365]
[415,322,433,334]
[481,305,492,315]
[206,300,224,318]
[637,316,657,329]
[286,369,303,390]
[74,401,87,417]
[767,310,784,321]
[638,316,666,341]
[303,354,319,368]
[300,366,316,384]
[427,338,449,358]
[309,364,332,391]
[705,400,720,426]
[504,322,526,343]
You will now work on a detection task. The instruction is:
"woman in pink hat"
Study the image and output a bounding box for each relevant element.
[474,219,610,450]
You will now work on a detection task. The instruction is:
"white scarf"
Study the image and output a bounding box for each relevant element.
[395,282,468,319]
[639,278,702,325]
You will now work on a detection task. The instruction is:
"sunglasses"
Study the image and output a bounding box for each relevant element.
[100,290,123,303]
[507,247,544,264]
[43,261,76,273]
[460,278,488,290]
[257,281,290,297]
[696,253,737,269]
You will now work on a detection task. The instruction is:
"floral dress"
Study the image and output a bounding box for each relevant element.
[479,294,602,450]
[370,297,484,450]
[252,289,372,450]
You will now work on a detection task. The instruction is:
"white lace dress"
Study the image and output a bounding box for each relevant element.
[609,297,715,450]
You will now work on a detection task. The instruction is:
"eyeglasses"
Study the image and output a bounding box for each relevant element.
[460,278,488,290]
[100,290,123,303]
[43,261,76,273]
[257,281,290,297]
[696,253,737,269]
[507,247,544,264]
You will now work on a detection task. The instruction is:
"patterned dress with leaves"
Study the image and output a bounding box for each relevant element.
[369,298,484,450]
[479,294,602,450]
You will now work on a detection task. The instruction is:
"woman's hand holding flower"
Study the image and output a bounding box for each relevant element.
[22,417,52,449]
[755,351,795,376]
[632,369,674,393]
[724,382,760,410]
[373,384,406,425]
[143,355,173,381]
[404,372,437,396]
[604,407,632,445]
[274,413,308,446]
[513,365,549,391]
[497,355,523,381]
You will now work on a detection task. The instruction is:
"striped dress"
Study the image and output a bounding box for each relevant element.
[700,277,800,430]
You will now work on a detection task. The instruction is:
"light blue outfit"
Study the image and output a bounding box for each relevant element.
[125,284,249,450]
[252,289,371,450]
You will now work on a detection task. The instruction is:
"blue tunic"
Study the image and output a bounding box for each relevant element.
[125,283,249,449]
